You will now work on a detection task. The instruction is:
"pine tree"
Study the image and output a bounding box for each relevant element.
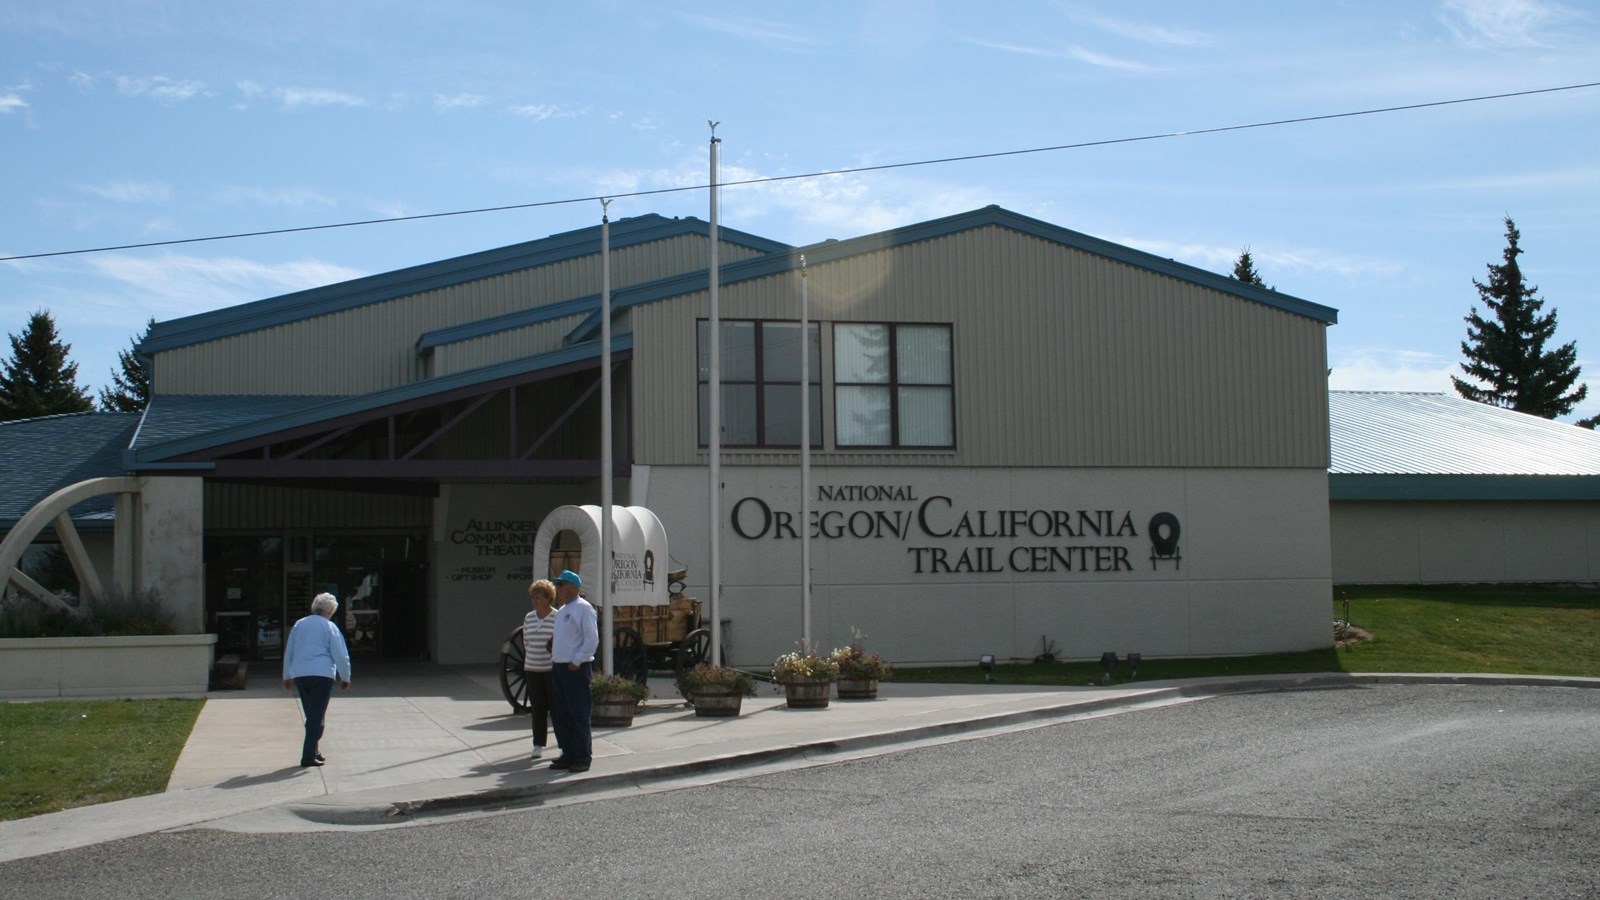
[98,318,154,412]
[0,309,94,421]
[1451,217,1588,420]
[1231,248,1272,289]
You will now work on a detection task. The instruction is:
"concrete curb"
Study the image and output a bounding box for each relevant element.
[288,672,1600,826]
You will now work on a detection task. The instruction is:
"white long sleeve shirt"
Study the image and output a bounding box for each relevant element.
[550,597,598,665]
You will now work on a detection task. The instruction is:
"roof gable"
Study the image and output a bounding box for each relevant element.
[141,214,789,356]
[566,205,1338,342]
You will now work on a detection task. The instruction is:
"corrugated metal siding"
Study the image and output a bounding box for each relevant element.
[632,226,1330,469]
[204,482,431,530]
[154,235,765,395]
[432,317,589,376]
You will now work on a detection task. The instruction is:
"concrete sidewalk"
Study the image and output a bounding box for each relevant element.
[5,663,1594,863]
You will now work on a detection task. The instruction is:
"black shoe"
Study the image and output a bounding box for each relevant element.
[565,764,590,773]
[315,753,325,762]
[548,759,573,770]
[299,758,324,767]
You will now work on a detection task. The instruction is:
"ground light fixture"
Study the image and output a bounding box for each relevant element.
[1127,652,1142,679]
[1100,651,1119,684]
[979,654,995,682]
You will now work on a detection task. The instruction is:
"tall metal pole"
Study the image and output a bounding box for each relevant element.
[600,198,614,674]
[800,254,811,648]
[708,122,723,667]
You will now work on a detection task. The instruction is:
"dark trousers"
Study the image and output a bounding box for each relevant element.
[293,675,335,764]
[550,662,593,765]
[525,669,553,746]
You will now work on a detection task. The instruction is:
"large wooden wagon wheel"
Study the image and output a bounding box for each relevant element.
[675,627,713,674]
[499,627,530,713]
[613,626,650,687]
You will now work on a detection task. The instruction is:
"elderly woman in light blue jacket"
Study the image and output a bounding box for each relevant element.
[282,592,352,768]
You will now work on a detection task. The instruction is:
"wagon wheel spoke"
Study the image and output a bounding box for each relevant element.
[613,626,650,687]
[498,627,531,713]
[675,628,712,674]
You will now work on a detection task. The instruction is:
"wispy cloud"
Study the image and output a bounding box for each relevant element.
[115,75,206,102]
[1073,11,1211,47]
[1065,45,1165,73]
[1329,347,1457,392]
[1435,0,1580,47]
[75,180,172,204]
[0,93,27,114]
[959,36,1166,73]
[85,253,366,318]
[509,103,581,121]
[679,13,819,52]
[211,185,337,208]
[433,93,487,112]
[1117,236,1402,281]
[238,80,366,110]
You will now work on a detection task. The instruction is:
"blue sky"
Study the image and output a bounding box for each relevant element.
[3,1,1598,422]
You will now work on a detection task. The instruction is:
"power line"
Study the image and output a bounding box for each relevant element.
[4,81,1597,263]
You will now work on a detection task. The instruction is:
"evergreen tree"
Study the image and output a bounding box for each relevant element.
[1451,217,1588,420]
[98,318,154,412]
[1231,248,1272,289]
[0,309,93,421]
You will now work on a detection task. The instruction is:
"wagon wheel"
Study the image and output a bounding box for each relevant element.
[675,627,713,674]
[613,626,650,687]
[498,627,531,714]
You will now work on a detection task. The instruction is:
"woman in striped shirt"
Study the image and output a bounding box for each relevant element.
[522,578,558,758]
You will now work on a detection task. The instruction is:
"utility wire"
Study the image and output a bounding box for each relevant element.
[3,81,1597,263]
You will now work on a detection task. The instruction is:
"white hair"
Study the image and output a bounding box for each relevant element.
[310,593,339,617]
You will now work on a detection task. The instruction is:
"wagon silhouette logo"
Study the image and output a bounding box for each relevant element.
[1149,512,1181,569]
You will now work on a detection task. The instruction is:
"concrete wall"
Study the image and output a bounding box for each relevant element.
[0,634,216,699]
[1331,500,1600,583]
[641,465,1332,668]
[139,477,204,633]
[428,481,602,664]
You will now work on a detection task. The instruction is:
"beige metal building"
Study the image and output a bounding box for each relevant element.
[4,207,1342,669]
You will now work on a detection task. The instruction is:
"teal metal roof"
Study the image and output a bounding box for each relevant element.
[1329,391,1600,500]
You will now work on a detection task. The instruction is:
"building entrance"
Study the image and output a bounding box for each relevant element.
[205,533,428,662]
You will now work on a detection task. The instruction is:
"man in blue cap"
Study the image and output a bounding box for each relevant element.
[547,569,598,772]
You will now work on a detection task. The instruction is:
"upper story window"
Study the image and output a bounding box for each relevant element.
[834,323,953,448]
[697,319,821,448]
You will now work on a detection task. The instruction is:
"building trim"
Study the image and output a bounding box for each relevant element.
[1330,473,1600,500]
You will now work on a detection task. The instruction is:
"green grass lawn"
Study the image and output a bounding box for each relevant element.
[893,583,1600,686]
[0,698,202,822]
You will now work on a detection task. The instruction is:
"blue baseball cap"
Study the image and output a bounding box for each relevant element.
[553,569,583,589]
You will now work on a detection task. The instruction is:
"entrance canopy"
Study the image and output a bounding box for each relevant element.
[532,505,669,606]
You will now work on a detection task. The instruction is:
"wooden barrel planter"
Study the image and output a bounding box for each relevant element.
[783,679,832,709]
[836,678,879,700]
[692,688,744,717]
[591,695,639,727]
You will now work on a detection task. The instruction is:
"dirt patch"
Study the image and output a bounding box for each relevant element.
[1335,624,1372,648]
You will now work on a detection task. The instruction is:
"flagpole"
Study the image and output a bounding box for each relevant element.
[800,254,811,649]
[708,122,723,667]
[600,198,614,675]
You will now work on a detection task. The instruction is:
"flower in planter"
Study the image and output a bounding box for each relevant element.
[831,643,893,681]
[590,672,650,703]
[675,664,757,699]
[772,648,840,684]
